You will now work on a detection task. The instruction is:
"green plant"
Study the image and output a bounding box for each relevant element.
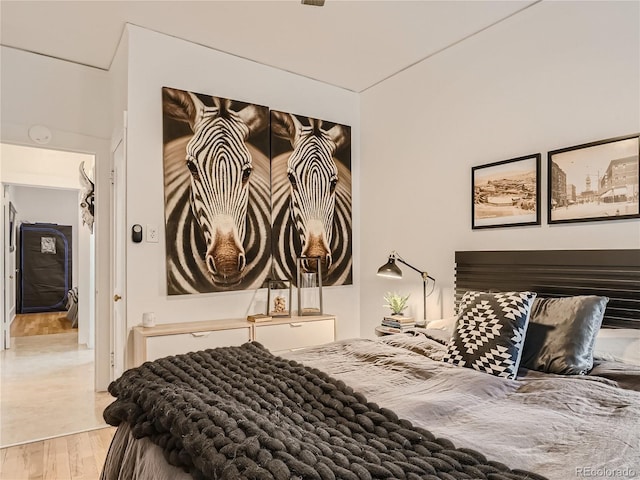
[383,292,410,315]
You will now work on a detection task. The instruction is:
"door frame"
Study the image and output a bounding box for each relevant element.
[2,186,16,350]
[110,119,127,380]
[0,141,107,391]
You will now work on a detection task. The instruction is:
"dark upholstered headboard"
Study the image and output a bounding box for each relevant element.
[455,250,640,329]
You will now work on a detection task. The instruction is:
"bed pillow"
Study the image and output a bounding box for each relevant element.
[442,291,537,379]
[593,328,640,365]
[520,295,608,375]
[426,316,456,334]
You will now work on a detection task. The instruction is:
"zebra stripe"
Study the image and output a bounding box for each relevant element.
[288,125,338,253]
[271,152,352,286]
[164,136,271,294]
[186,104,252,280]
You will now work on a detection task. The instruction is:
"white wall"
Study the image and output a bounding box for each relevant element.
[1,46,111,389]
[0,144,94,189]
[360,1,640,336]
[123,25,360,362]
[13,187,78,225]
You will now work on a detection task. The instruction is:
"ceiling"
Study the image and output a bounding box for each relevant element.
[0,0,538,93]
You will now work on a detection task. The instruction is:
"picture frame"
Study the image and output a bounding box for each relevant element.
[472,154,541,229]
[266,279,292,318]
[548,134,639,224]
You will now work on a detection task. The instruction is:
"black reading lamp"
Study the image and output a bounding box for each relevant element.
[377,251,435,327]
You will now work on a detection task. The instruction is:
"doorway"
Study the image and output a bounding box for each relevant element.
[0,143,111,447]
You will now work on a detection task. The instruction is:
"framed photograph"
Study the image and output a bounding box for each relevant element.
[472,154,541,229]
[548,134,639,224]
[266,279,292,317]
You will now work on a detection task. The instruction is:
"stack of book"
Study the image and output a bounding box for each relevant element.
[380,315,415,333]
[247,314,272,323]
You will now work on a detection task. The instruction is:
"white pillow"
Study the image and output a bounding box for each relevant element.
[426,316,456,334]
[593,328,640,365]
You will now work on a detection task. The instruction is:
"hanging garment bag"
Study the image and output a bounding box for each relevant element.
[19,223,72,313]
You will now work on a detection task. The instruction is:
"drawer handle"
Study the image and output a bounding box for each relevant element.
[191,332,211,337]
[289,323,303,328]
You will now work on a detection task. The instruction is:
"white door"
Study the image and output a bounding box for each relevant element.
[111,132,127,379]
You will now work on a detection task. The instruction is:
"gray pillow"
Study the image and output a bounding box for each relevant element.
[521,295,609,375]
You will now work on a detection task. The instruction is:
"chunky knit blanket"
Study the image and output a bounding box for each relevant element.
[104,342,546,480]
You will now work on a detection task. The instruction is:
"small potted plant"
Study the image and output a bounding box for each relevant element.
[383,292,410,317]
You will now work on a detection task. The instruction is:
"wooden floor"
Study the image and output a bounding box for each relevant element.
[0,427,116,480]
[11,313,73,337]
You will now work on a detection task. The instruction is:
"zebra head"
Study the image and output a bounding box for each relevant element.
[272,113,350,272]
[163,88,268,284]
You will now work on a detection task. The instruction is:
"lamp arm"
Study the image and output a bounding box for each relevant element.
[395,257,435,282]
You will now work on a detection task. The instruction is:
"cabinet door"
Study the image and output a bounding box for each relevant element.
[254,319,335,352]
[146,328,250,362]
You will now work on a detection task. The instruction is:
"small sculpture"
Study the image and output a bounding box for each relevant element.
[79,161,95,233]
[273,295,287,313]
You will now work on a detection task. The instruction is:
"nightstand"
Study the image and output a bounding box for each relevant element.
[375,325,402,336]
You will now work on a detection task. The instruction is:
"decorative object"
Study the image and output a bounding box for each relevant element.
[267,279,292,317]
[247,313,272,323]
[472,154,541,229]
[548,134,639,224]
[41,237,57,254]
[161,89,354,296]
[383,292,410,316]
[442,290,537,379]
[162,87,271,294]
[377,251,435,327]
[381,291,415,333]
[8,201,16,252]
[79,161,95,233]
[271,110,352,288]
[297,256,323,316]
[142,312,156,328]
[521,295,608,374]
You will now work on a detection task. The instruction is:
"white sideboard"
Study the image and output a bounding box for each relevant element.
[132,315,336,367]
[253,316,335,352]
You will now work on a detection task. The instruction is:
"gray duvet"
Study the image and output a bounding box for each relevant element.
[101,332,640,480]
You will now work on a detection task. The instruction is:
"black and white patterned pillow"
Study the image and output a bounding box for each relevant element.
[442,291,537,379]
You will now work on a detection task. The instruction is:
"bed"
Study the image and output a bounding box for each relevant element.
[101,249,640,480]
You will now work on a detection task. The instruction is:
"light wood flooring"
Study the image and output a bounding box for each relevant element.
[1,320,114,447]
[0,427,116,480]
[11,312,73,337]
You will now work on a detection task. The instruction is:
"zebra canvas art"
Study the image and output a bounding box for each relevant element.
[271,111,352,286]
[162,87,271,294]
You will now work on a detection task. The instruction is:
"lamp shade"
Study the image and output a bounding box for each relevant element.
[376,257,402,278]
